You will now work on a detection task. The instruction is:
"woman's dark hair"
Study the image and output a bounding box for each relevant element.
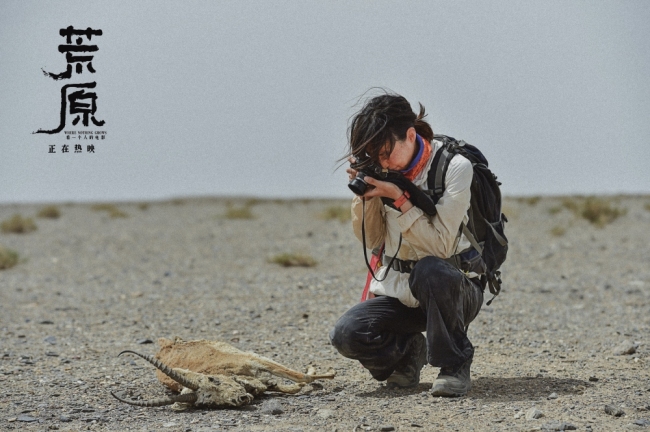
[345,92,434,168]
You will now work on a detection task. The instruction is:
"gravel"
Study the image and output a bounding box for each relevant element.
[1,196,649,431]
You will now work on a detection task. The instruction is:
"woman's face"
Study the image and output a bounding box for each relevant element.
[378,127,417,171]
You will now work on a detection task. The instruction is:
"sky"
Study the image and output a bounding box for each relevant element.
[1,1,649,203]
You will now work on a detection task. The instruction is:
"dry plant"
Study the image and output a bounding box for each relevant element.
[550,226,566,237]
[525,196,541,206]
[223,205,255,220]
[138,203,150,210]
[561,197,581,214]
[581,197,626,227]
[37,205,61,219]
[0,245,19,269]
[500,203,518,220]
[644,203,650,212]
[269,253,317,268]
[245,198,264,207]
[548,206,562,215]
[1,214,37,234]
[322,205,351,222]
[91,204,128,218]
[559,196,626,227]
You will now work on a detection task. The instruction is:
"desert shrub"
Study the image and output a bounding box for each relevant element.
[500,204,518,220]
[269,253,317,267]
[558,196,626,227]
[322,205,351,222]
[138,203,150,210]
[561,197,581,214]
[0,245,19,269]
[91,204,114,211]
[37,205,61,219]
[91,204,128,218]
[245,198,264,207]
[644,203,650,212]
[525,196,541,206]
[550,226,566,237]
[548,206,562,215]
[224,206,254,220]
[580,197,626,227]
[1,214,37,233]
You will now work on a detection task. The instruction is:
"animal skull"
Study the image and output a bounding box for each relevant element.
[111,338,335,409]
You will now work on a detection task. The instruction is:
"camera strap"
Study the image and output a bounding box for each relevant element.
[361,197,402,282]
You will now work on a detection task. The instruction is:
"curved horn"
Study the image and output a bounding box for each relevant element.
[118,350,200,391]
[111,391,197,407]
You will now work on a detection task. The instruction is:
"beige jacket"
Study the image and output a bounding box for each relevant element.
[351,138,473,307]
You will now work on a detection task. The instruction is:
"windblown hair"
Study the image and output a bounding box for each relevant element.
[345,92,433,169]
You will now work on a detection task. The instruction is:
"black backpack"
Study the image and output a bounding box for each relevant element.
[427,134,508,305]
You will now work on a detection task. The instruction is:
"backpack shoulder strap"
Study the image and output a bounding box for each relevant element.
[427,138,457,202]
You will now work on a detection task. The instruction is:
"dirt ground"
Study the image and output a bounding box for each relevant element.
[1,196,649,432]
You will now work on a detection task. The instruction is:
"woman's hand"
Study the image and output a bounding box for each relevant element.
[346,156,359,181]
[361,176,403,200]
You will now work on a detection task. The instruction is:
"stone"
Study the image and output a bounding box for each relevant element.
[59,415,72,422]
[540,420,577,430]
[260,400,283,415]
[526,407,544,420]
[317,409,334,419]
[613,340,637,356]
[547,392,558,400]
[604,404,624,417]
[380,426,395,431]
[17,415,38,422]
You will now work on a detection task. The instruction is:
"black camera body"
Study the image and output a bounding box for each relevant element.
[348,158,393,196]
[347,156,439,216]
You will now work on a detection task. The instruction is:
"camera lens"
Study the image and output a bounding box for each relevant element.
[348,173,368,196]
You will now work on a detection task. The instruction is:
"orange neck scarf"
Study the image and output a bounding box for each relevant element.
[402,135,432,181]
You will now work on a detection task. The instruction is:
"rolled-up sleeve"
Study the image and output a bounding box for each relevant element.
[396,155,473,258]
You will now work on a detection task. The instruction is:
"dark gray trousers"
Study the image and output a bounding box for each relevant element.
[329,256,484,381]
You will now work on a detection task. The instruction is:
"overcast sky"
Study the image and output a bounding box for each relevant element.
[1,1,649,203]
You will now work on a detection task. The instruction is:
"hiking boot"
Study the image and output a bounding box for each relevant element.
[429,355,472,397]
[386,333,427,389]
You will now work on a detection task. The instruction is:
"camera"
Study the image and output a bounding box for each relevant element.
[348,157,389,196]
